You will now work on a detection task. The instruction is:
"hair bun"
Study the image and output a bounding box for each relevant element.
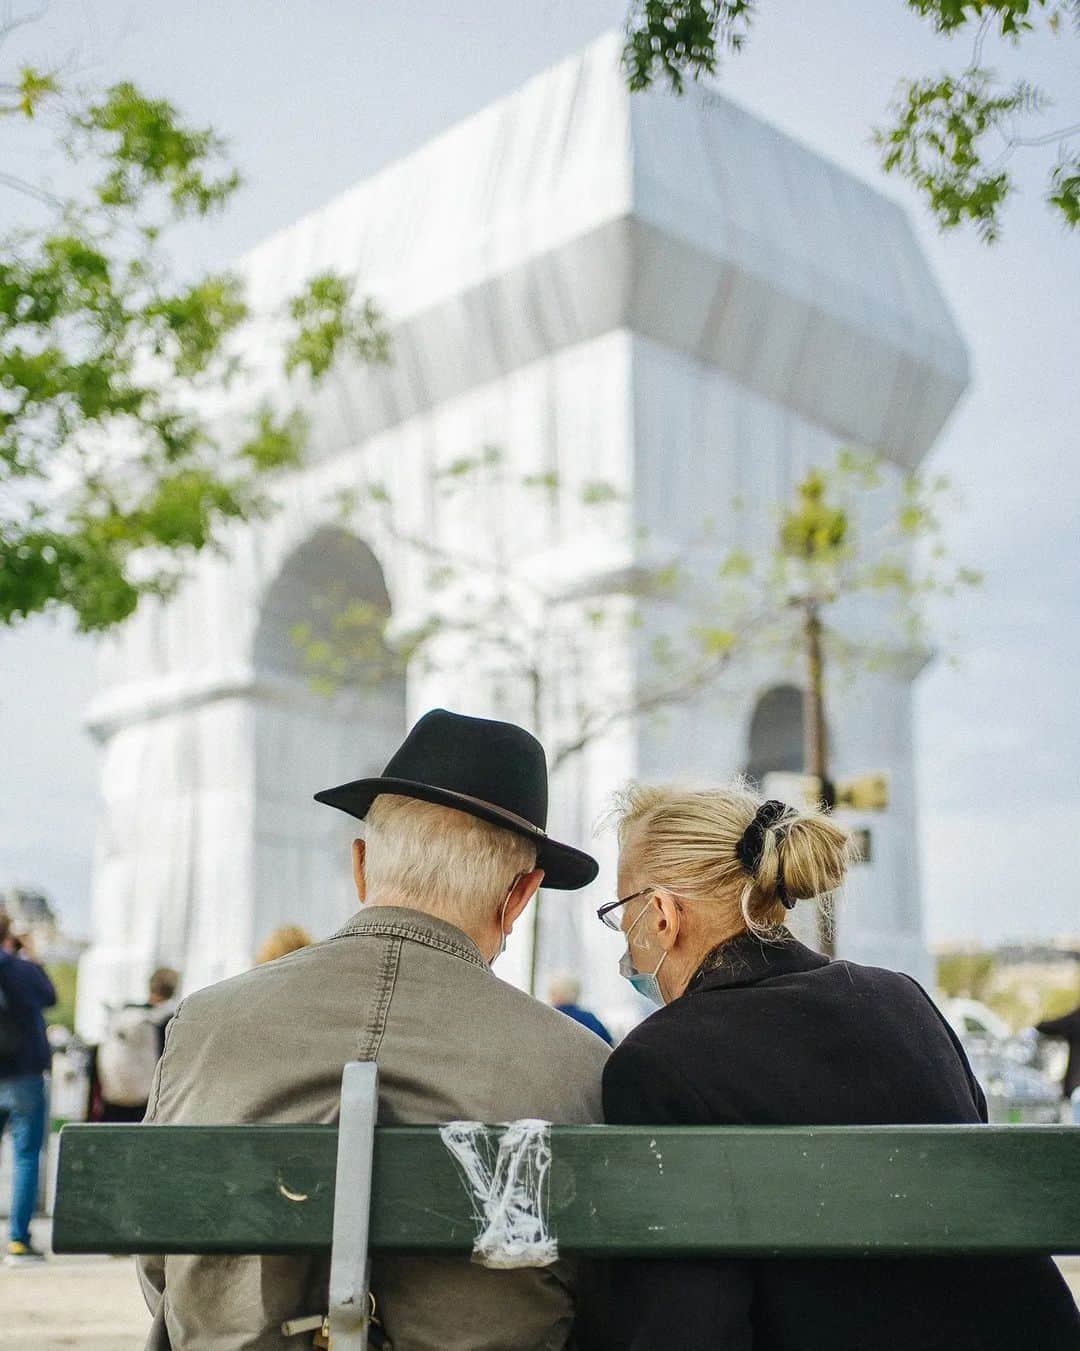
[736,800,794,907]
[751,808,852,913]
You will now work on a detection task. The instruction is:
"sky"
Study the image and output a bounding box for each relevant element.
[0,0,1077,947]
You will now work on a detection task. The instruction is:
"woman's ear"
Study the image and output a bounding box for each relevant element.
[653,890,682,952]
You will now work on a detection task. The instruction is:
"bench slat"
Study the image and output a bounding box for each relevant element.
[53,1124,1080,1257]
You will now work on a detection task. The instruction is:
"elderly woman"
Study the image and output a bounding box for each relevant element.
[592,783,1079,1351]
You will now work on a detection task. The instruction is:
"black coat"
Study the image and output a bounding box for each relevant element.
[592,932,1080,1351]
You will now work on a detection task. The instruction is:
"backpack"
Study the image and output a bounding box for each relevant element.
[96,1005,162,1107]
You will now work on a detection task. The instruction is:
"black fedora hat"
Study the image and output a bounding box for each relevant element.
[314,709,598,891]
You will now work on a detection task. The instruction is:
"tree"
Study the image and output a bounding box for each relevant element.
[622,1,1080,240]
[1,42,388,632]
[676,450,980,953]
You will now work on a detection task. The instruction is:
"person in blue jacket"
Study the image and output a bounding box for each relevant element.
[548,973,614,1045]
[0,912,57,1263]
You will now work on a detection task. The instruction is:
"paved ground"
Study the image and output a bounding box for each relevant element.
[2,1219,1078,1351]
[0,1224,149,1350]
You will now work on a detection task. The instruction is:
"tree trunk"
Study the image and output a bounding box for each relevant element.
[527,667,544,996]
[802,602,836,958]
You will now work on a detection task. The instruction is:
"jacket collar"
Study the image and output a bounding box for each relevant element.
[689,928,830,994]
[332,904,490,972]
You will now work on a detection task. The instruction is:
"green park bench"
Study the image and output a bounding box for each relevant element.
[53,1064,1080,1350]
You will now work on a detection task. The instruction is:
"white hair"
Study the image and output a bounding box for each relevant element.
[363,793,537,924]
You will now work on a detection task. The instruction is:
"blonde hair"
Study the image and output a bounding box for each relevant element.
[255,925,314,965]
[364,793,536,925]
[611,780,853,939]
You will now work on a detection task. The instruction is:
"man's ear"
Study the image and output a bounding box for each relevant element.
[352,838,367,902]
[503,868,544,932]
[654,890,682,952]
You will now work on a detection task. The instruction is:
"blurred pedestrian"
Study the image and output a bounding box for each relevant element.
[0,912,57,1263]
[548,973,614,1045]
[254,924,313,965]
[1036,1001,1080,1100]
[93,967,180,1123]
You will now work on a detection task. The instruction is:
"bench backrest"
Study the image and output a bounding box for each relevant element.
[54,1121,1080,1256]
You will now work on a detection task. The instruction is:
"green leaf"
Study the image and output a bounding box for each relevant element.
[142,273,248,377]
[9,67,61,119]
[581,480,620,506]
[874,68,1044,240]
[865,560,913,592]
[333,487,361,520]
[522,471,560,493]
[238,406,306,471]
[653,563,683,591]
[780,470,850,560]
[1048,151,1080,228]
[904,2,1051,40]
[76,82,241,217]
[622,1,756,94]
[719,548,753,578]
[438,455,482,480]
[284,271,390,383]
[691,625,737,655]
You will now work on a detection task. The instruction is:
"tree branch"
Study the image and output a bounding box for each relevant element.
[0,167,63,206]
[1008,121,1080,147]
[970,13,993,68]
[0,3,50,53]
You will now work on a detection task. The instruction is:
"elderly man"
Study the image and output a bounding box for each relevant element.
[138,709,609,1350]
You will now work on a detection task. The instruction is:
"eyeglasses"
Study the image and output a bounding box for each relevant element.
[596,888,652,931]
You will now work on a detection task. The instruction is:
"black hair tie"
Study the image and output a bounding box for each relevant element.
[736,799,794,909]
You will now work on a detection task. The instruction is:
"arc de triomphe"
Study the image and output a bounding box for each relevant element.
[77,34,967,1037]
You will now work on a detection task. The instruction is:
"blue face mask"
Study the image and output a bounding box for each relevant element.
[618,900,667,1005]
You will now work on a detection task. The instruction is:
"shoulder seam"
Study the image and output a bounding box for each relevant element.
[331,921,487,972]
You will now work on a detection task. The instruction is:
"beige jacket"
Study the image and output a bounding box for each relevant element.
[137,906,609,1351]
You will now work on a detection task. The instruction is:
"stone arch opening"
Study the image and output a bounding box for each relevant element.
[254,527,397,688]
[249,527,407,953]
[745,684,805,785]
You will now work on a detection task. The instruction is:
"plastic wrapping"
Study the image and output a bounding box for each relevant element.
[439,1119,557,1269]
